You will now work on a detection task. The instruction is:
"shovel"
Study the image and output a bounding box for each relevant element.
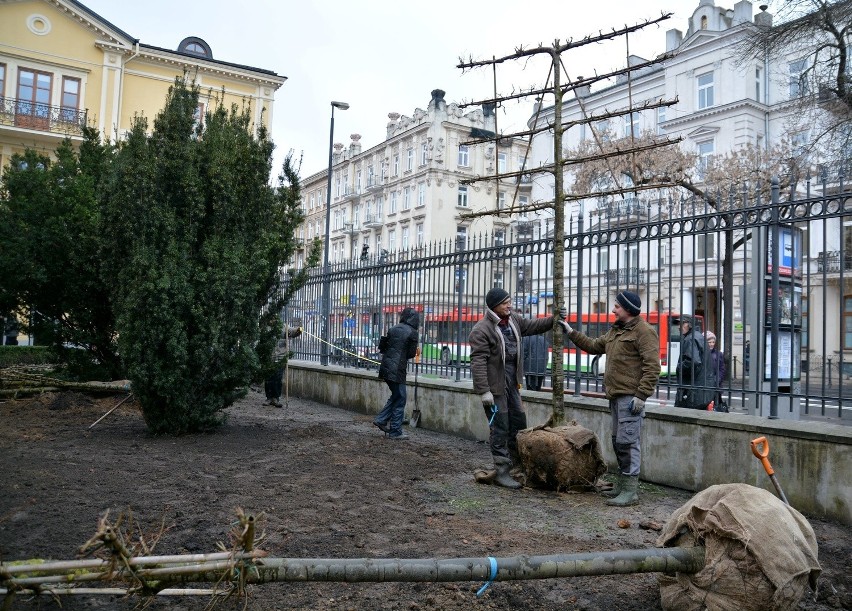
[410,349,421,428]
[750,436,789,506]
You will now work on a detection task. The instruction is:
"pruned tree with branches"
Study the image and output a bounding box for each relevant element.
[456,14,680,425]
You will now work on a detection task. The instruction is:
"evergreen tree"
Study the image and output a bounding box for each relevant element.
[0,129,120,377]
[102,77,306,434]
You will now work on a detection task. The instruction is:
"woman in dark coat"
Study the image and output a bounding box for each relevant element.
[675,316,717,410]
[373,307,420,439]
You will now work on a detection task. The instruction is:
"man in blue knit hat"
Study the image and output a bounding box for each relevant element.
[558,290,659,506]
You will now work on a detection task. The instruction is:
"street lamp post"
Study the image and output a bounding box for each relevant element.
[320,101,350,365]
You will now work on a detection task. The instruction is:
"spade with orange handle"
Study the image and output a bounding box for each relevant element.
[750,436,790,506]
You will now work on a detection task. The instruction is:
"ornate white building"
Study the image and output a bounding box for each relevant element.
[295,89,533,270]
[528,0,848,370]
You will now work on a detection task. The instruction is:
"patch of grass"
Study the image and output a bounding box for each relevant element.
[0,346,57,367]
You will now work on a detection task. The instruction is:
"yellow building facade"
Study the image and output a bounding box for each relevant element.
[0,0,286,169]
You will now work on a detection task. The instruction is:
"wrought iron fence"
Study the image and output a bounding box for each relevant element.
[283,172,852,421]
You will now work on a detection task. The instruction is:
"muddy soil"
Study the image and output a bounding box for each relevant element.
[0,389,849,610]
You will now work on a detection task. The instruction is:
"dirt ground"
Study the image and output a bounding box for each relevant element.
[0,388,849,610]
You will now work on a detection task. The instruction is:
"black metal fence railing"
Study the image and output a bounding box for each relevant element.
[0,97,87,135]
[282,173,851,421]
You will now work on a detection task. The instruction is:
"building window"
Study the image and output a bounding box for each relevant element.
[594,120,610,139]
[696,233,715,259]
[498,152,507,172]
[421,142,428,165]
[406,147,414,170]
[519,194,529,208]
[493,271,505,289]
[697,72,714,109]
[16,68,52,128]
[458,185,468,207]
[700,15,708,29]
[792,131,809,160]
[416,223,424,245]
[355,169,362,192]
[402,226,409,249]
[845,295,852,350]
[497,191,506,210]
[458,144,469,167]
[389,229,397,252]
[403,186,411,210]
[789,58,809,98]
[656,106,666,135]
[658,242,668,267]
[456,226,468,251]
[623,112,640,138]
[0,63,5,100]
[393,154,400,175]
[192,102,204,131]
[495,229,505,247]
[309,194,315,210]
[755,67,762,102]
[375,196,384,219]
[375,234,382,252]
[60,76,80,121]
[697,139,714,179]
[390,191,398,213]
[417,182,426,206]
[593,301,606,314]
[597,249,609,272]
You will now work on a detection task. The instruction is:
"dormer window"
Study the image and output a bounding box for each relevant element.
[178,37,212,59]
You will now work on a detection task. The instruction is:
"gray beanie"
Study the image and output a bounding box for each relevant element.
[616,290,641,316]
[485,287,511,310]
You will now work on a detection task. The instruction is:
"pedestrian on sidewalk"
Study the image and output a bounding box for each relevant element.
[705,331,728,412]
[675,316,716,410]
[561,291,659,506]
[374,307,420,440]
[469,287,564,489]
[522,331,548,391]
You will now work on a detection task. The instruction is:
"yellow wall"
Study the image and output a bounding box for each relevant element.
[0,0,283,164]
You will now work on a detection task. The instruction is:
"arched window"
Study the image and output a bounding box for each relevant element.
[177,37,212,59]
[700,15,708,29]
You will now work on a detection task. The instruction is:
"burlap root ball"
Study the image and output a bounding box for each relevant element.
[515,422,606,491]
[656,483,821,611]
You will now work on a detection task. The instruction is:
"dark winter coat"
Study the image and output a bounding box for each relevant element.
[378,308,419,384]
[675,329,717,409]
[469,310,555,396]
[708,348,726,385]
[522,334,548,376]
[568,316,660,400]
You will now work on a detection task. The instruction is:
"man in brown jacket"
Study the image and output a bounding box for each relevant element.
[562,291,659,506]
[469,287,564,489]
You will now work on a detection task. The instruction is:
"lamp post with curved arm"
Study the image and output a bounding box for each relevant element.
[320,101,350,365]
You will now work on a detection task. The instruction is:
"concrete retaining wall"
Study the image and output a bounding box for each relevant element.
[286,362,852,525]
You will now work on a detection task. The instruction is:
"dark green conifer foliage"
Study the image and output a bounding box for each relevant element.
[102,77,306,434]
[0,129,120,378]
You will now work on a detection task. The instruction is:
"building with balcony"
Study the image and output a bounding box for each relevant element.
[294,89,534,271]
[0,0,286,169]
[528,0,849,369]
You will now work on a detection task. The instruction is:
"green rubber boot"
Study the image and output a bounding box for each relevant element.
[493,457,522,489]
[601,473,623,498]
[606,475,639,506]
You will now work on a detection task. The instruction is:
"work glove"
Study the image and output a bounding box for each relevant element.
[630,397,645,415]
[558,306,568,319]
[481,391,495,408]
[558,320,573,334]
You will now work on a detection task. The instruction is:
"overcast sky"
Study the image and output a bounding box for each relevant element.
[81,0,706,179]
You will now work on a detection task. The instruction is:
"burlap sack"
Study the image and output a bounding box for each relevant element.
[656,483,821,611]
[516,422,606,491]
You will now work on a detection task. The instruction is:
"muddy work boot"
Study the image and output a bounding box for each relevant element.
[601,473,623,498]
[493,457,522,489]
[606,475,639,506]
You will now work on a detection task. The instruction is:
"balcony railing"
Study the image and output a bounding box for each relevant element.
[604,267,646,286]
[599,197,648,218]
[0,97,87,135]
[366,177,384,191]
[363,214,383,228]
[817,251,852,273]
